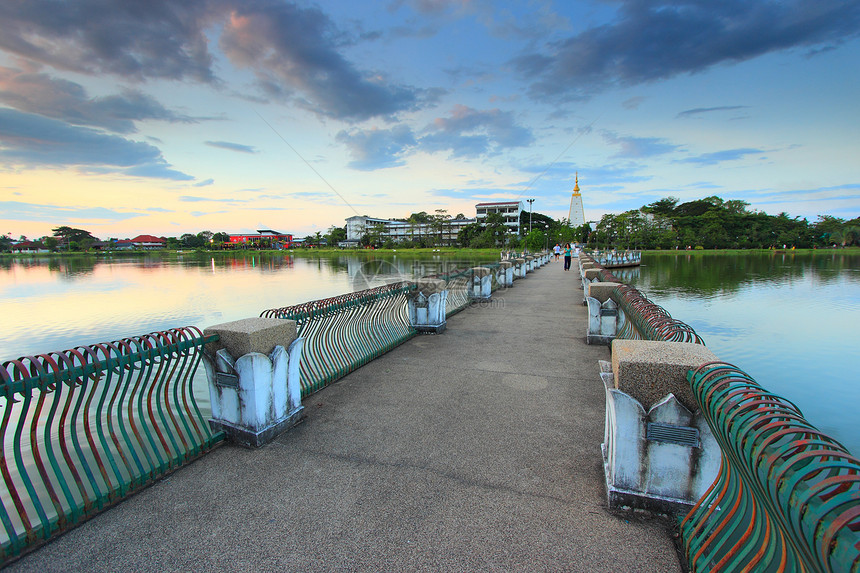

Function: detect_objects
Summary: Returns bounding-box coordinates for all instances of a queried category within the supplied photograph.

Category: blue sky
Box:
[1,0,858,239]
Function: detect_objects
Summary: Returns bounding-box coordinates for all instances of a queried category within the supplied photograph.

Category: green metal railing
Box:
[261,282,417,396]
[580,256,704,344]
[681,362,860,572]
[0,327,224,561]
[582,254,859,570]
[611,284,705,344]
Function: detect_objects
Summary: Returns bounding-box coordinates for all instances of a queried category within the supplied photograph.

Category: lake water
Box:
[620,251,860,456]
[1,250,858,454]
[0,252,497,359]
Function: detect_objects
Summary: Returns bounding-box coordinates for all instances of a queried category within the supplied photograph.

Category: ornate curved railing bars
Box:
[610,284,705,344]
[581,255,704,344]
[681,362,860,572]
[586,250,641,267]
[0,327,223,561]
[261,282,417,396]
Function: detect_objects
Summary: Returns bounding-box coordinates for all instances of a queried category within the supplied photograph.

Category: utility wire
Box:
[254,109,360,216]
[515,112,602,200]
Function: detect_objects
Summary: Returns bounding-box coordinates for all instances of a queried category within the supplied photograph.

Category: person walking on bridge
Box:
[553,243,561,261]
[563,243,572,271]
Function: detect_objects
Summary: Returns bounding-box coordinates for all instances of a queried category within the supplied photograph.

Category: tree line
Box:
[588,196,859,250]
[3,197,857,253]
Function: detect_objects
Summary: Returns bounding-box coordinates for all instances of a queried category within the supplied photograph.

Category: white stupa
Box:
[568,173,585,227]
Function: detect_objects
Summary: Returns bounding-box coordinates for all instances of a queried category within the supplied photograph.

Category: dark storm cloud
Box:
[219,1,427,120]
[204,141,258,154]
[0,1,216,82]
[514,1,860,99]
[0,108,193,180]
[0,0,427,122]
[337,105,534,169]
[0,67,196,133]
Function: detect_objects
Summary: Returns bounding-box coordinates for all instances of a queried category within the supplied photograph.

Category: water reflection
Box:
[634,251,860,456]
[0,252,498,360]
[635,251,860,297]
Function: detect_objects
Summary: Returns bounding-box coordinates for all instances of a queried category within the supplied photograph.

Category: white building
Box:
[568,173,586,228]
[345,215,476,246]
[474,201,523,234]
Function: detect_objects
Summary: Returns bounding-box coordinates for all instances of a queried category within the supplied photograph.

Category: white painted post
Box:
[600,341,721,512]
[514,258,526,279]
[203,318,305,447]
[470,267,492,301]
[496,261,513,288]
[525,255,534,273]
[407,278,448,333]
[585,282,621,345]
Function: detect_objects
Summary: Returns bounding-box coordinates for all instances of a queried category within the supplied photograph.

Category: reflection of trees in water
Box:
[2,256,100,279]
[635,252,860,295]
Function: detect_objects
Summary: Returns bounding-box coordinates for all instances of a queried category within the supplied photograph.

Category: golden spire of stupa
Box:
[573,172,580,194]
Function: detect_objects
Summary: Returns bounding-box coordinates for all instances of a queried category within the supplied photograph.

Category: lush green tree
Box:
[407,211,432,224]
[642,197,679,216]
[523,229,546,251]
[457,222,484,247]
[326,226,347,246]
[180,233,204,248]
[361,223,386,247]
[52,226,98,249]
[431,209,451,245]
[0,234,12,252]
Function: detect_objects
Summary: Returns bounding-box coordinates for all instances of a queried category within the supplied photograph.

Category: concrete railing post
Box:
[470,267,492,301]
[497,261,513,288]
[586,282,621,345]
[581,267,601,304]
[525,255,535,273]
[407,278,448,334]
[202,318,305,447]
[599,340,721,512]
[514,258,526,279]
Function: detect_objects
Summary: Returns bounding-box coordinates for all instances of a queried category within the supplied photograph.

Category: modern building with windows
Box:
[474,201,524,233]
[344,215,476,246]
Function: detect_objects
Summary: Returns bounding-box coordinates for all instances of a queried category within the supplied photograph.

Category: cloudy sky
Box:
[1,0,859,240]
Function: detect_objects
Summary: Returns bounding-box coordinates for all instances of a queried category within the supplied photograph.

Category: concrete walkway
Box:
[8,260,681,572]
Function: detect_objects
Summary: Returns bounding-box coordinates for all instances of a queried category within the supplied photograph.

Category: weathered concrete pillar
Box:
[470,267,492,301]
[586,282,621,345]
[525,255,535,273]
[600,340,720,512]
[203,318,304,448]
[580,267,602,303]
[407,278,447,334]
[497,261,513,288]
[514,258,526,279]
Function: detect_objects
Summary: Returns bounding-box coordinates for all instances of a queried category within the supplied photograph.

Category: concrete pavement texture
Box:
[7,259,682,572]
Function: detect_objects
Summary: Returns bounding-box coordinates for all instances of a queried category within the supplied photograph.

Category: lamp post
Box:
[527,199,534,236]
